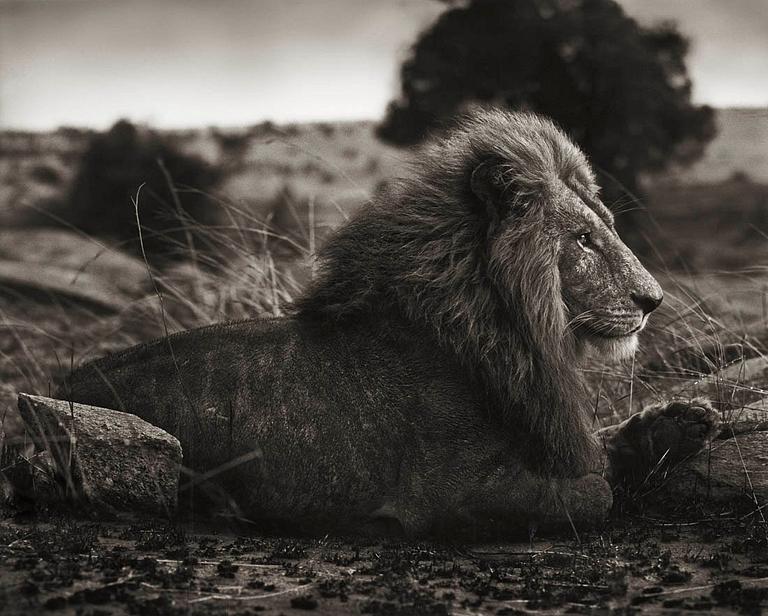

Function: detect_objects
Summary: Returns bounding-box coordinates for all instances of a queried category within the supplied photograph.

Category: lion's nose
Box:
[631,291,663,315]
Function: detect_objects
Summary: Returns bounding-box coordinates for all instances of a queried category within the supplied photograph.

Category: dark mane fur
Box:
[293,109,601,476]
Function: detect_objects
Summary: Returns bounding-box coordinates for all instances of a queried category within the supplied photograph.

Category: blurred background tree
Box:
[378,0,716,248]
[66,119,222,260]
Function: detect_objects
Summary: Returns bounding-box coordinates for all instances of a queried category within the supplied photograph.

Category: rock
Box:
[17,393,181,516]
[0,229,149,312]
[0,229,148,296]
[674,356,768,412]
[662,356,768,434]
[656,428,768,510]
[0,261,136,312]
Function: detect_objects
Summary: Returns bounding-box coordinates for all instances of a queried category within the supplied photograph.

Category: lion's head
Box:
[295,108,662,476]
[459,110,662,362]
[554,179,662,360]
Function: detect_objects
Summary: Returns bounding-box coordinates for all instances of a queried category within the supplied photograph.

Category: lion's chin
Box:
[586,334,639,361]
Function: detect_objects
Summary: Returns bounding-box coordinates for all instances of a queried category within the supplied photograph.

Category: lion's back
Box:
[62,318,294,416]
[58,315,477,523]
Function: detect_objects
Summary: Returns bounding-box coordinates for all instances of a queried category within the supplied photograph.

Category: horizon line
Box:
[2,105,767,134]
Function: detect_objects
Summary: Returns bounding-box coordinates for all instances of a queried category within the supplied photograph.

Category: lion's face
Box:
[551,182,663,359]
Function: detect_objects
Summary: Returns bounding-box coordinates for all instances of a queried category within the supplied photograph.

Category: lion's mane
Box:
[294,109,601,476]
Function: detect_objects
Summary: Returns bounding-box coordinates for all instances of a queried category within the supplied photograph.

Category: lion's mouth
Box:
[581,314,648,339]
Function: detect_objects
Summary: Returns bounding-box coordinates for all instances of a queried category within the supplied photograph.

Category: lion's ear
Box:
[470,159,515,221]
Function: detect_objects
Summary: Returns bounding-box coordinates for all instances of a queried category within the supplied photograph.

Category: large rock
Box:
[17,393,181,516]
[681,357,768,436]
[0,229,149,312]
[652,428,768,510]
[682,356,768,407]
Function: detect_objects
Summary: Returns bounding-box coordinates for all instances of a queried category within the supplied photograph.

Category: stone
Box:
[0,229,149,312]
[656,428,768,510]
[656,356,768,435]
[0,261,135,313]
[675,356,768,415]
[17,393,181,516]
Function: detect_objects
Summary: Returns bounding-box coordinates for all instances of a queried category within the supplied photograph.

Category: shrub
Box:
[65,119,222,260]
[263,184,315,257]
[213,129,251,161]
[379,0,716,250]
[29,164,61,186]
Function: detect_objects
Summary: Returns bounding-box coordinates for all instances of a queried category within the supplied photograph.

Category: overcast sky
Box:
[1,0,766,130]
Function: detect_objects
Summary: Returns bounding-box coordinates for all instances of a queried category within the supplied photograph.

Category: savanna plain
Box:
[0,110,768,614]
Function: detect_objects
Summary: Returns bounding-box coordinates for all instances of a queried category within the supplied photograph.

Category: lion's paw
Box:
[637,398,720,466]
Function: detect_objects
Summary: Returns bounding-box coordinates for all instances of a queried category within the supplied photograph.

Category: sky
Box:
[1,0,767,130]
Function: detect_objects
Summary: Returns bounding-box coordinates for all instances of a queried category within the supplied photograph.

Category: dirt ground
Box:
[0,506,766,616]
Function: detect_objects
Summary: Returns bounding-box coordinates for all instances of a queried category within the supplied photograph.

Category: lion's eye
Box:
[576,232,592,249]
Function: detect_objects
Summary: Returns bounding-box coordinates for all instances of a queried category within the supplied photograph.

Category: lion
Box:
[57,108,719,536]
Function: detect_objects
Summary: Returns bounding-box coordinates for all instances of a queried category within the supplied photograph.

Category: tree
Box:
[67,120,222,260]
[378,0,716,245]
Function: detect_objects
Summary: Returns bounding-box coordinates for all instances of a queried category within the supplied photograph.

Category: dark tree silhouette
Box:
[379,0,715,244]
[67,119,221,260]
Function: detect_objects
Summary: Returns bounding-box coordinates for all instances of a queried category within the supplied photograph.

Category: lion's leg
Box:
[425,465,613,537]
[530,472,614,534]
[595,398,720,487]
[415,398,719,536]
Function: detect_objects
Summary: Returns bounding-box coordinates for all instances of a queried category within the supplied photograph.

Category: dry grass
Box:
[2,122,768,530]
[3,165,768,447]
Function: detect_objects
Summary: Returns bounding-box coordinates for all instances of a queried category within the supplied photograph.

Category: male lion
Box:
[59,109,718,536]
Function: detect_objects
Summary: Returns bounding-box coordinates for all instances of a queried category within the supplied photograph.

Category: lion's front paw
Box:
[638,398,720,466]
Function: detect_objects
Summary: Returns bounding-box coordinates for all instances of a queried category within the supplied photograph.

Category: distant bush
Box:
[55,127,93,141]
[65,119,222,260]
[728,170,752,184]
[249,121,279,139]
[365,157,381,175]
[315,123,336,138]
[29,164,61,186]
[213,129,251,161]
[55,127,95,148]
[263,185,315,257]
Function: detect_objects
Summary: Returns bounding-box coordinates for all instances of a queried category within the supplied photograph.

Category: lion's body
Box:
[65,314,609,534]
[59,109,717,536]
